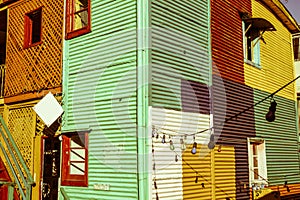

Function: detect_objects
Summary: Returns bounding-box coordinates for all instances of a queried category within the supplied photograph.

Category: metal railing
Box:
[0,115,34,200]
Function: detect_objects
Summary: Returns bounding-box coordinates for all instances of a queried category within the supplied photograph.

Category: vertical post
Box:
[137,0,150,199]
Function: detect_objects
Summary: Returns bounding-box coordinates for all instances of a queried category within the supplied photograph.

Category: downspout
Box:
[137,0,150,199]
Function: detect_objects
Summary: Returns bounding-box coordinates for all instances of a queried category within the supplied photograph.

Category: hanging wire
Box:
[154,76,300,137]
[151,76,300,199]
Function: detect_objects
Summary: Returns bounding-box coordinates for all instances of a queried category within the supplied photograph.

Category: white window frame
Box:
[243,21,261,69]
[248,138,268,186]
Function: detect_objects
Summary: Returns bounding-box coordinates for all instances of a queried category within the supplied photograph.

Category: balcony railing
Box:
[0,115,34,199]
[0,64,4,98]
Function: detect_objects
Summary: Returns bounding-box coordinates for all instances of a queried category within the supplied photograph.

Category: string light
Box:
[152,127,156,138]
[180,137,186,150]
[162,134,166,144]
[191,142,197,154]
[208,134,215,149]
[169,140,175,150]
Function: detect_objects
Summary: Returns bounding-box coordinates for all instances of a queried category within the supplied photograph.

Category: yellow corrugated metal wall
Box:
[244,0,295,101]
[183,145,236,199]
[244,1,300,198]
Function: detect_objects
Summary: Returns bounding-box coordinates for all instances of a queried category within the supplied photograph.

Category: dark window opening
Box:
[246,35,252,61]
[24,8,42,48]
[293,37,300,61]
[0,10,7,64]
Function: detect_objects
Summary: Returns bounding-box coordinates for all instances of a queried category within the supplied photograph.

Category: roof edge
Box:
[259,0,300,33]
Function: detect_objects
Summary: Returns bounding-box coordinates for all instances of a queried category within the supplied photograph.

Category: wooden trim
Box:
[61,132,88,187]
[4,87,62,104]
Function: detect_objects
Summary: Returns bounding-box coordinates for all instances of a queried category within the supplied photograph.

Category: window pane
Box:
[253,156,258,168]
[254,168,259,179]
[252,144,257,155]
[70,162,85,175]
[75,0,88,11]
[70,149,85,161]
[74,10,88,30]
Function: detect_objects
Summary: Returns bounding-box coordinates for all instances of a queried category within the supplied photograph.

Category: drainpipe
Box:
[137,0,150,199]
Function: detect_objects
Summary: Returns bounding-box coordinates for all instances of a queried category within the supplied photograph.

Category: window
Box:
[248,138,267,186]
[24,7,42,48]
[293,36,300,61]
[243,21,261,68]
[61,131,88,187]
[66,0,91,39]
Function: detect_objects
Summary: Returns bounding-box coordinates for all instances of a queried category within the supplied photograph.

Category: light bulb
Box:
[191,142,197,154]
[169,140,175,150]
[266,100,277,122]
[208,134,215,149]
[180,138,186,150]
[162,134,166,143]
[152,128,156,138]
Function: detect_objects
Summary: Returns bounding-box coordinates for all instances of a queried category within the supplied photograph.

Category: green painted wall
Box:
[253,89,300,186]
[150,0,211,110]
[62,0,139,199]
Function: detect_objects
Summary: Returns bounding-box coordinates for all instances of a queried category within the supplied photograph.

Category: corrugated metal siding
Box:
[253,89,300,186]
[182,145,236,200]
[183,145,212,200]
[151,0,210,110]
[244,0,295,101]
[243,0,300,196]
[150,0,211,199]
[214,146,236,199]
[62,0,138,199]
[213,77,256,200]
[151,107,210,200]
[211,0,251,84]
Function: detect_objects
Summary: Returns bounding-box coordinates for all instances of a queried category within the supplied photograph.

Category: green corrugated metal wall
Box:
[253,89,300,186]
[62,0,139,199]
[150,0,211,199]
[150,0,211,109]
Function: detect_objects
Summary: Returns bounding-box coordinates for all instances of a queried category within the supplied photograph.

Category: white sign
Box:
[33,92,64,127]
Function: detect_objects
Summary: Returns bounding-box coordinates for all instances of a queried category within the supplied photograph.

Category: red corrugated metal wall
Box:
[211,0,251,84]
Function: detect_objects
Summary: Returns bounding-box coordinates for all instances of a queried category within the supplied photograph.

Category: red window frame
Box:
[65,0,91,40]
[23,7,43,49]
[61,131,88,187]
